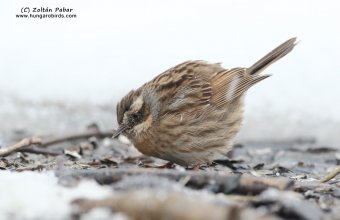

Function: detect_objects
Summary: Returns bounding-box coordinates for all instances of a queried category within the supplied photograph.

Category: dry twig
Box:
[0,137,42,157]
[19,146,62,156]
[40,130,114,147]
[0,130,114,157]
[320,166,340,183]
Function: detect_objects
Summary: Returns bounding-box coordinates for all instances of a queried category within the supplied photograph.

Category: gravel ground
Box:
[0,96,339,220]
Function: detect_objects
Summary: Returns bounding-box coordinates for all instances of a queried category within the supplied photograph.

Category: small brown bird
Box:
[114,38,297,167]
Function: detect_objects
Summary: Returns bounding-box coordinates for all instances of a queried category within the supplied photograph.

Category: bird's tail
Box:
[247,37,297,75]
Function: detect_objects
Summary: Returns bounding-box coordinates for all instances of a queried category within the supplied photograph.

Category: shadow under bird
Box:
[113,38,297,167]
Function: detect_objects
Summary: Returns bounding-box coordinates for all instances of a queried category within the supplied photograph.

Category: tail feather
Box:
[210,38,296,107]
[247,37,297,75]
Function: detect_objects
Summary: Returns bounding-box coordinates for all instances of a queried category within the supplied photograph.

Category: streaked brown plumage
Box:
[114,38,297,166]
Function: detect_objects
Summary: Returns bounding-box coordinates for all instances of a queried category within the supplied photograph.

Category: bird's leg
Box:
[192,164,201,170]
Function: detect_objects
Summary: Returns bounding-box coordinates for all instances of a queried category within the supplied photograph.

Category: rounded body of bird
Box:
[114,38,297,166]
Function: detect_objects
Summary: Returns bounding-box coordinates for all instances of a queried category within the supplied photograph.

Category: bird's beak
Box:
[112,125,128,139]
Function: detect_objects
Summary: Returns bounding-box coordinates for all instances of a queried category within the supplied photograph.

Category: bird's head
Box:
[113,90,152,141]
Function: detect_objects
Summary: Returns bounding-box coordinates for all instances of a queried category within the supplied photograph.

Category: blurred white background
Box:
[0,0,339,145]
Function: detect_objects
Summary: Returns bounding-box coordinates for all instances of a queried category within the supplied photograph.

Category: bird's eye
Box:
[132,113,139,120]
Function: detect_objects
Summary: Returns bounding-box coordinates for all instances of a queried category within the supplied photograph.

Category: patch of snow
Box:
[0,171,112,220]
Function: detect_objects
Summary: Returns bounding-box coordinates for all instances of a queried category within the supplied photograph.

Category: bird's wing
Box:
[150,61,270,115]
[149,60,224,116]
